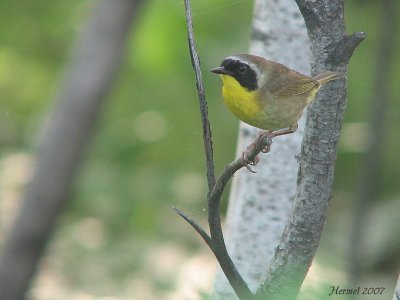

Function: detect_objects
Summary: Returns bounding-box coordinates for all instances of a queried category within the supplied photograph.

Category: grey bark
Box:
[212,0,309,299]
[256,1,364,299]
[0,1,141,299]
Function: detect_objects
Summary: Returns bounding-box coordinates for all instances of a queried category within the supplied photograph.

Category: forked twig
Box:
[175,132,279,299]
[175,0,293,299]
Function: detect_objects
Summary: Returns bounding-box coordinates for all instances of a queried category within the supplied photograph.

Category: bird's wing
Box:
[268,70,318,99]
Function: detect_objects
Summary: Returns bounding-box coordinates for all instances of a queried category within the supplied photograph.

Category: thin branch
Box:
[183,0,215,192]
[210,130,285,211]
[173,206,212,248]
[182,1,252,298]
[181,0,307,298]
[207,132,277,300]
[175,128,286,299]
[174,131,275,299]
[206,130,290,298]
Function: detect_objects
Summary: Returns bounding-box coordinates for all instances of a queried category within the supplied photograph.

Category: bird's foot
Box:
[240,126,297,173]
[241,144,259,173]
[240,131,272,172]
[257,131,273,153]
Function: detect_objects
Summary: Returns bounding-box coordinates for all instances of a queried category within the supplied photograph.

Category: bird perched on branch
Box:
[211,54,343,134]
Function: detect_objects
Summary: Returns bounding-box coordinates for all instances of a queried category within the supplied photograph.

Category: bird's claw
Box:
[240,127,295,173]
[260,144,271,153]
[241,149,259,173]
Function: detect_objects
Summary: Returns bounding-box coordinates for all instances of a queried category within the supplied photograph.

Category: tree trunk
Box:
[256,0,364,299]
[212,0,309,298]
[0,1,141,299]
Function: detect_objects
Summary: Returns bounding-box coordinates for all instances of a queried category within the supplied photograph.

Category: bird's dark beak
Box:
[211,66,233,76]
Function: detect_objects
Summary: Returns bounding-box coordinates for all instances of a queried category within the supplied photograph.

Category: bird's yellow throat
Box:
[220,75,261,123]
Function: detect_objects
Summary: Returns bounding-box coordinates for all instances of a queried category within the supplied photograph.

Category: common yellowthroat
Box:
[211,54,343,132]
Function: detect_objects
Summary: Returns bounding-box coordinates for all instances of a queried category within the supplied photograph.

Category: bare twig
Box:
[175,128,278,299]
[173,206,212,248]
[180,0,252,298]
[183,0,215,192]
[178,1,308,299]
[207,132,280,300]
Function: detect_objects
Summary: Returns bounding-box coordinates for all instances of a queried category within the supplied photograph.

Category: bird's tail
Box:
[314,71,344,84]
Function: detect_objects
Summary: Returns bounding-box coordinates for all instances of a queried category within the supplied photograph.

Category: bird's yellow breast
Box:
[220,75,261,124]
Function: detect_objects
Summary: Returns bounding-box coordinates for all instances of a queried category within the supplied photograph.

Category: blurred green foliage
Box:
[0,0,399,298]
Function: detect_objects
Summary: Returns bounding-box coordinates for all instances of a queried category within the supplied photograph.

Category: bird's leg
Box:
[241,140,260,173]
[240,125,298,172]
[270,124,298,139]
[259,125,297,153]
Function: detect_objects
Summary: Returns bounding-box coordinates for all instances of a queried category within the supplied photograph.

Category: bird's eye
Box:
[238,64,247,74]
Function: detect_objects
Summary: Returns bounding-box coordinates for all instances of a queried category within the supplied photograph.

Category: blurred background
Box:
[0,0,399,299]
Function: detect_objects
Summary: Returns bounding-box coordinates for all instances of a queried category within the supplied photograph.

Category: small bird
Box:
[211,54,343,133]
